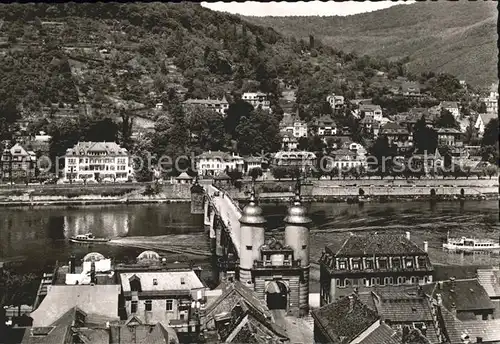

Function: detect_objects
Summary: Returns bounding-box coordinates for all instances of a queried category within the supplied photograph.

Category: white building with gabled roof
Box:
[63,141,131,183]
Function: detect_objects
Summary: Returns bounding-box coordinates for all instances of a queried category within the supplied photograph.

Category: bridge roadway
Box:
[205,185,242,257]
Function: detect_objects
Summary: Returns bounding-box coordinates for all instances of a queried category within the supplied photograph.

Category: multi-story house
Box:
[63,142,131,183]
[439,101,460,119]
[280,132,299,151]
[326,93,345,110]
[423,277,495,321]
[326,149,365,171]
[195,151,244,177]
[119,270,206,327]
[436,128,463,147]
[359,104,383,122]
[319,232,433,306]
[481,83,498,114]
[379,122,413,152]
[474,113,497,137]
[279,114,308,138]
[401,81,422,97]
[360,116,381,138]
[312,115,337,137]
[242,92,270,112]
[272,151,316,173]
[0,143,37,183]
[312,287,446,344]
[183,96,229,115]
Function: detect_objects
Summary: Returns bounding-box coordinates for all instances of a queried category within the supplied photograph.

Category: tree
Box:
[249,167,263,181]
[413,115,438,154]
[478,102,487,114]
[485,165,497,179]
[463,120,479,145]
[234,108,281,156]
[271,166,287,181]
[436,109,459,129]
[482,118,499,146]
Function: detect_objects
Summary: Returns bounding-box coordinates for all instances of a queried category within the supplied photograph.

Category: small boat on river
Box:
[69,233,109,244]
[443,232,500,252]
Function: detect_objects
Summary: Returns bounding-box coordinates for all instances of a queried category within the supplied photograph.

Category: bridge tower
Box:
[283,181,312,317]
[238,182,266,288]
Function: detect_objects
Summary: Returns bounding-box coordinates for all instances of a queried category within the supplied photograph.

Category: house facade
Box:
[183,97,229,115]
[272,151,316,172]
[63,142,131,183]
[0,143,37,182]
[359,104,383,121]
[436,128,463,147]
[327,149,365,171]
[474,113,496,137]
[380,122,413,152]
[279,114,308,138]
[482,83,498,114]
[439,101,460,119]
[319,232,433,306]
[326,93,345,110]
[119,270,205,327]
[242,92,270,111]
[195,151,245,177]
[313,115,337,137]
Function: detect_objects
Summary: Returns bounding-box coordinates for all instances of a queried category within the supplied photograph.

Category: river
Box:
[1,200,499,278]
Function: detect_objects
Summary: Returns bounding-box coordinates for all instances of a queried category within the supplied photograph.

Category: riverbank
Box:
[0,178,497,207]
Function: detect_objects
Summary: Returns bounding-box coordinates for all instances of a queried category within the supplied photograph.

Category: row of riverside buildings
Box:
[7,182,500,344]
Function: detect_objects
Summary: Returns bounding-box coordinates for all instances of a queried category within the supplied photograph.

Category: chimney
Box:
[109,323,120,344]
[406,231,411,240]
[436,293,443,306]
[348,295,354,313]
[423,241,428,253]
[476,337,483,343]
[421,324,427,336]
[451,302,457,316]
[69,255,76,274]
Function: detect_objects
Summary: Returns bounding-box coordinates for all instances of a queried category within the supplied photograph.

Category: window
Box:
[131,301,138,314]
[166,300,173,311]
[406,259,414,268]
[246,246,252,250]
[153,279,158,286]
[339,279,345,287]
[339,261,346,270]
[145,300,152,311]
[393,258,401,269]
[379,259,387,269]
[366,259,374,270]
[352,260,360,270]
[129,276,142,292]
[180,277,185,285]
[302,245,307,249]
[418,257,426,268]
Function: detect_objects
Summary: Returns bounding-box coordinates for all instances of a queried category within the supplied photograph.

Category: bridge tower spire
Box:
[238,180,266,287]
[283,177,312,316]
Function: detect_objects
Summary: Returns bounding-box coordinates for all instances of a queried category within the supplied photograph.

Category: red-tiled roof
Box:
[326,233,426,257]
[312,294,379,344]
[358,322,401,344]
[423,279,494,312]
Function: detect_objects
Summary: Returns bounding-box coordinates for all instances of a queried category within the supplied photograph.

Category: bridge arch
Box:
[265,280,289,310]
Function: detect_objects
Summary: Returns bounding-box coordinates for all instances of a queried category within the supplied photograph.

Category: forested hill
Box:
[244,0,498,86]
[0,1,413,114]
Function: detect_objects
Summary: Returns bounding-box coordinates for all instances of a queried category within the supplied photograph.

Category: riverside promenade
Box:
[0,177,497,207]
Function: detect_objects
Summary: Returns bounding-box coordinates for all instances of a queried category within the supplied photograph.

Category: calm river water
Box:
[1,200,499,275]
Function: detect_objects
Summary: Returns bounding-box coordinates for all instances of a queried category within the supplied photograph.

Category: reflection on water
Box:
[0,200,499,270]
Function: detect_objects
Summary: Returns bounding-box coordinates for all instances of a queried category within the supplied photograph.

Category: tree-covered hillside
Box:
[244,0,498,86]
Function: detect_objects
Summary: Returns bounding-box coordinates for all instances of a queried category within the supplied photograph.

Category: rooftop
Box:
[358,322,401,344]
[66,141,128,156]
[359,104,382,112]
[326,233,427,257]
[461,319,500,343]
[423,278,494,313]
[440,101,459,109]
[120,271,204,293]
[30,285,120,327]
[312,294,379,344]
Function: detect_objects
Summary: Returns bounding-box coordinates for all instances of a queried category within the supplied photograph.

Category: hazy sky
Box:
[201,1,415,17]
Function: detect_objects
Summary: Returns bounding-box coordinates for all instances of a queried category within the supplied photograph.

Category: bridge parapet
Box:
[205,185,242,257]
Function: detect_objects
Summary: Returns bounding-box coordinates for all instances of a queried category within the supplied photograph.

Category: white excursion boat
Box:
[443,232,500,252]
[69,233,109,244]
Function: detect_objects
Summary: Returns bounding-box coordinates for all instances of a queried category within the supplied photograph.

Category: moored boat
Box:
[69,233,109,243]
[443,232,500,252]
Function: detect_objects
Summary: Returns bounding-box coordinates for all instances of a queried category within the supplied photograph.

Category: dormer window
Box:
[366,259,374,270]
[352,260,360,270]
[406,258,414,268]
[339,261,346,270]
[129,275,142,292]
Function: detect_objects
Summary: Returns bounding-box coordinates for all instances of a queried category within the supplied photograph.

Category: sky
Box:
[201,1,415,17]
